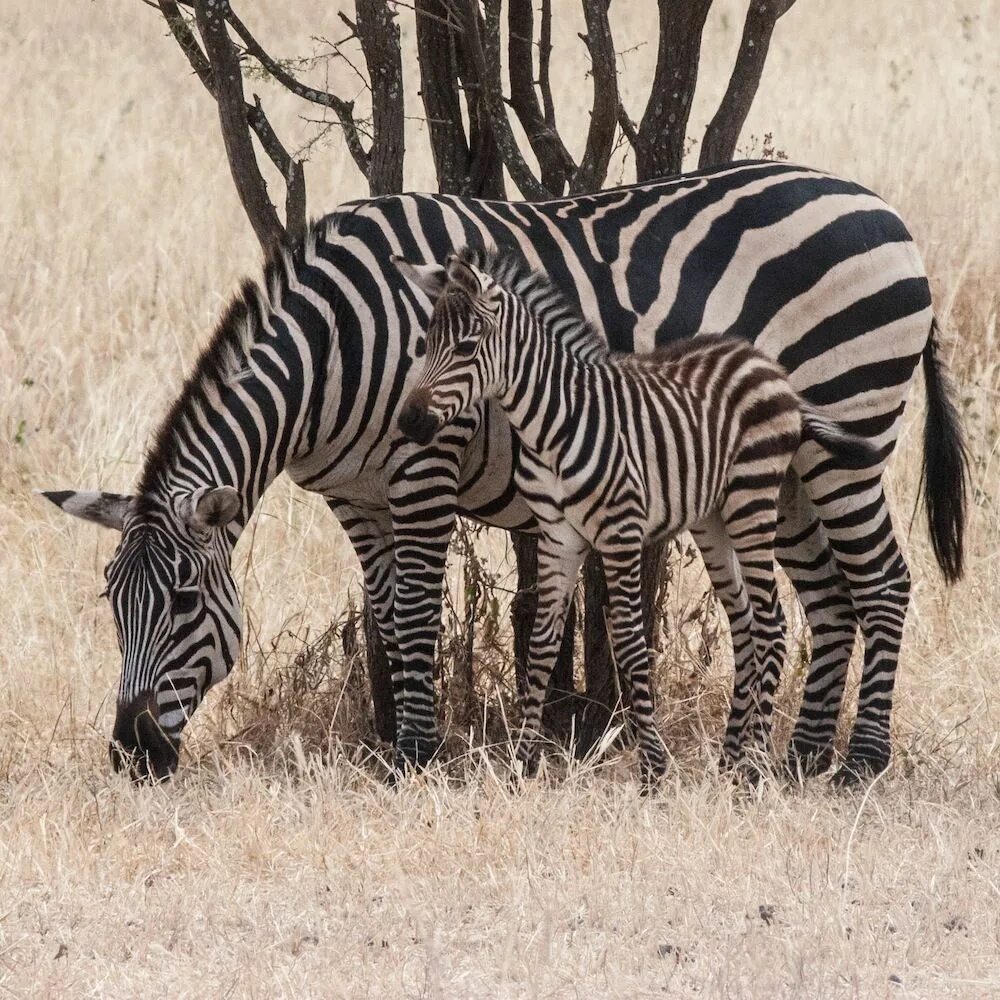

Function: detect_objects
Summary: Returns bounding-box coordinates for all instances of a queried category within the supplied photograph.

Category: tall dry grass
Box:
[1,1,998,996]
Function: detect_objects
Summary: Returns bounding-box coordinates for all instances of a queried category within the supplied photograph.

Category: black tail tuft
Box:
[920,319,969,583]
[799,406,881,469]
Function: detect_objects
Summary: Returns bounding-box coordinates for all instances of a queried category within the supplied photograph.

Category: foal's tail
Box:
[798,401,881,469]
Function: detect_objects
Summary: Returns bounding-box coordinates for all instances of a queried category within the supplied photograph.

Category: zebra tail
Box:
[918,318,969,584]
[797,402,881,469]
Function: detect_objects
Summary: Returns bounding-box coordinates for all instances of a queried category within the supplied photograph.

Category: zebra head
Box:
[41,486,242,781]
[394,253,504,445]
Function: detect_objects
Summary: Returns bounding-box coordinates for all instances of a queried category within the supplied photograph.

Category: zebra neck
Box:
[144,346,318,537]
[498,324,596,464]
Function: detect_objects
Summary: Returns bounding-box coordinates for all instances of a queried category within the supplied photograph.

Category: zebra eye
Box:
[173,589,199,616]
[454,338,479,357]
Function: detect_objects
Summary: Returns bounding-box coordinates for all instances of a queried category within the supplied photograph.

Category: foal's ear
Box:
[445,254,489,299]
[391,256,449,303]
[38,490,133,531]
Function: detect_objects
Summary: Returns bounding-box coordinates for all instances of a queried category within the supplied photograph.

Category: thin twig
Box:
[224,5,370,176]
[157,0,214,93]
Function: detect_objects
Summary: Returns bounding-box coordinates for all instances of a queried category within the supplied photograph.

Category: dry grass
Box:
[1,1,999,996]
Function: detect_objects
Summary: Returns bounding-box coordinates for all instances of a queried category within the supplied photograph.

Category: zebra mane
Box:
[456,247,609,360]
[136,224,322,499]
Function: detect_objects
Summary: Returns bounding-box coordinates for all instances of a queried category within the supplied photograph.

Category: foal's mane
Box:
[455,247,609,360]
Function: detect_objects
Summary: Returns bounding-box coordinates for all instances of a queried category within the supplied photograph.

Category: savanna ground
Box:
[1,1,998,996]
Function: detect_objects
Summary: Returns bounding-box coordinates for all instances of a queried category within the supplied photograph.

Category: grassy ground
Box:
[1,1,998,996]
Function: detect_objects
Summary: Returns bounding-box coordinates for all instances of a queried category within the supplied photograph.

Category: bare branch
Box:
[617,102,639,151]
[476,0,549,200]
[414,0,471,194]
[193,0,284,251]
[224,5,369,177]
[456,4,505,197]
[571,0,619,194]
[247,95,307,244]
[157,0,214,94]
[699,0,798,168]
[507,0,574,194]
[538,0,558,133]
[635,0,713,181]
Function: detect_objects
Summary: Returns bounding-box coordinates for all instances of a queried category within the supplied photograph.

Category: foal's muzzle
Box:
[110,694,179,783]
[398,389,442,446]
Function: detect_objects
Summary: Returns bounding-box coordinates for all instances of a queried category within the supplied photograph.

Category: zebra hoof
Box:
[639,758,666,795]
[513,748,540,783]
[830,750,890,788]
[393,733,441,777]
[716,746,741,776]
[717,748,769,786]
[783,741,835,782]
[719,749,771,788]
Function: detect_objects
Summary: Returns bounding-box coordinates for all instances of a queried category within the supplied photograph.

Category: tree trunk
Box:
[456,3,506,198]
[414,0,471,195]
[578,552,618,754]
[356,0,405,195]
[507,0,574,193]
[193,0,285,250]
[635,0,713,181]
[699,0,799,168]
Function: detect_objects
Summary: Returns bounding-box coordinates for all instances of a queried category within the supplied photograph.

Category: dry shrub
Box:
[191,523,766,781]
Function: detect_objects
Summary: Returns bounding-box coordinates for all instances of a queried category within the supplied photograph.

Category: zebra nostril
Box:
[398,402,420,437]
[111,695,179,783]
[398,403,439,445]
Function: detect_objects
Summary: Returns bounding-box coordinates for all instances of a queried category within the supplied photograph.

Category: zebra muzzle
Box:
[110,694,179,783]
[398,390,441,446]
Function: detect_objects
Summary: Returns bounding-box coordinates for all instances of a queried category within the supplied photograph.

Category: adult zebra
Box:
[43,160,966,783]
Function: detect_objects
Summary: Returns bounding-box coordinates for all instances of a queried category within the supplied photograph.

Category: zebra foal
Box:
[395,250,876,780]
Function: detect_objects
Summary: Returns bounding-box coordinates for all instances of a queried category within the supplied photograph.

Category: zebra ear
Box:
[38,490,133,531]
[392,256,448,303]
[181,486,242,531]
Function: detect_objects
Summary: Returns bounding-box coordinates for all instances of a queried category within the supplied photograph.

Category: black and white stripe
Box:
[42,160,967,782]
[396,250,880,780]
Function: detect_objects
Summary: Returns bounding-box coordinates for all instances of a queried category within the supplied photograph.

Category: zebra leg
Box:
[602,550,668,786]
[388,445,465,772]
[719,489,786,775]
[518,526,589,775]
[329,503,402,742]
[689,513,759,768]
[775,476,858,778]
[799,475,911,784]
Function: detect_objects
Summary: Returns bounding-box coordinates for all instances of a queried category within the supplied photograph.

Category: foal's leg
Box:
[718,484,786,772]
[689,513,761,767]
[602,549,668,785]
[518,524,589,772]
